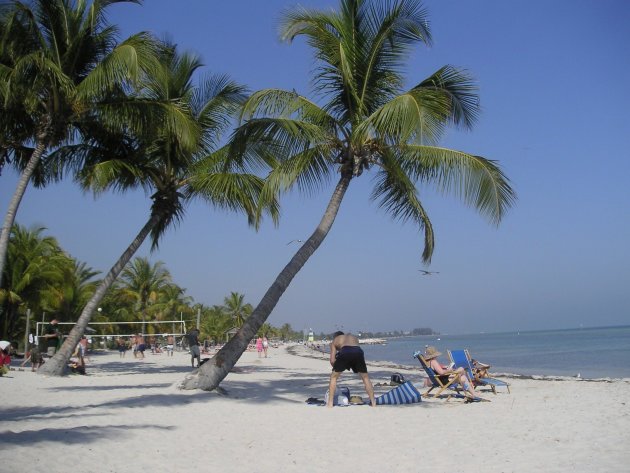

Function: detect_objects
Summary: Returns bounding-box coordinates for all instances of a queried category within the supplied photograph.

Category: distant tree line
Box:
[316,327,438,340]
[0,224,303,348]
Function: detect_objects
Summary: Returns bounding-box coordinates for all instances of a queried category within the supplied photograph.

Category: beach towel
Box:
[375,381,422,405]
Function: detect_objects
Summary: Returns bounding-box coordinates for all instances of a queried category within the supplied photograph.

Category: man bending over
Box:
[327,331,376,407]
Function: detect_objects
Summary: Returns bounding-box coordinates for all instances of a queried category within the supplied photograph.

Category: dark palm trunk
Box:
[181,174,352,391]
[38,212,162,376]
[0,137,48,290]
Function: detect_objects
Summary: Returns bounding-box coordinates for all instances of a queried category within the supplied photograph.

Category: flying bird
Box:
[418,270,439,275]
[286,239,303,245]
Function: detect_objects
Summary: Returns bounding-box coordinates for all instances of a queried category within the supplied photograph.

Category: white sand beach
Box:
[1,345,628,473]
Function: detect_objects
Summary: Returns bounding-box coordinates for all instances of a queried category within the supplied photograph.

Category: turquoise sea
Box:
[359,325,630,379]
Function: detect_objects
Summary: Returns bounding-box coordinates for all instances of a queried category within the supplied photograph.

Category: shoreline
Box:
[2,345,629,472]
[290,343,630,384]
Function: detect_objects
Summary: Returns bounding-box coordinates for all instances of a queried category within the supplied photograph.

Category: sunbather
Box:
[424,346,478,399]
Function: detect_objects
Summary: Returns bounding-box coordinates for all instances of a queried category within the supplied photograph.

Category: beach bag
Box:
[391,372,405,385]
[324,386,350,406]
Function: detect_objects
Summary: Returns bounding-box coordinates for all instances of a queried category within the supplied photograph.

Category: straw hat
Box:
[424,346,441,360]
[349,395,364,405]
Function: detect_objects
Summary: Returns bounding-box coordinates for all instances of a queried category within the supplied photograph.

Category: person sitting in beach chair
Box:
[448,349,510,394]
[415,346,479,401]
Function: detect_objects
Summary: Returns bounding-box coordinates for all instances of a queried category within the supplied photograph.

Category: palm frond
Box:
[188,171,280,228]
[356,90,447,145]
[400,145,516,224]
[371,148,435,262]
[76,32,162,100]
[231,116,334,164]
[410,65,480,130]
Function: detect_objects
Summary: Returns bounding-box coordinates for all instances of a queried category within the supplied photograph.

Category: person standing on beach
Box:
[43,319,61,357]
[166,335,174,356]
[135,333,146,359]
[327,331,376,407]
[117,337,127,358]
[262,336,269,358]
[256,336,263,358]
[188,328,201,368]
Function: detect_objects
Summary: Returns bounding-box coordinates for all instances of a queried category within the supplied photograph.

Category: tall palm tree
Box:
[184,0,516,391]
[0,0,159,291]
[119,257,171,335]
[39,45,279,376]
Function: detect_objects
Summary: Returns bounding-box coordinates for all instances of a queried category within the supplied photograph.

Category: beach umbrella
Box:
[0,341,11,350]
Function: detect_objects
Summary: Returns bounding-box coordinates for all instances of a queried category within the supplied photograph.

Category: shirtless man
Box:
[166,335,174,356]
[327,331,376,407]
[135,333,146,359]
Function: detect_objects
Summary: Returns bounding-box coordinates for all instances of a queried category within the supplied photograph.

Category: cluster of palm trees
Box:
[0,224,300,344]
[1,0,515,389]
[0,224,97,341]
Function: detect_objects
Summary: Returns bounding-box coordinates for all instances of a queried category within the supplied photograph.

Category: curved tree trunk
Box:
[180,174,352,391]
[0,137,48,290]
[38,212,161,376]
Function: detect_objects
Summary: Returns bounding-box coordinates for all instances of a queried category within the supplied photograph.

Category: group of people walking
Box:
[255,336,269,358]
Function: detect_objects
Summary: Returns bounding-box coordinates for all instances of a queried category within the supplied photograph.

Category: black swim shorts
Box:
[332,346,368,373]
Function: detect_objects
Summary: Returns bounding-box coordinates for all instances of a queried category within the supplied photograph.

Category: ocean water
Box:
[359,325,630,379]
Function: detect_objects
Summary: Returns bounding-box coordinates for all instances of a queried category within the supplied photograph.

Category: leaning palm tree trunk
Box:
[39,212,162,376]
[0,137,48,289]
[181,174,352,391]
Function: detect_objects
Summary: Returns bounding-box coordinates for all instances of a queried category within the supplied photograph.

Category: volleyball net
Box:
[35,320,189,342]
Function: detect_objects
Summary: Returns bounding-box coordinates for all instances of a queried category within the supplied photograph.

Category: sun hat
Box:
[424,346,441,360]
[349,395,364,405]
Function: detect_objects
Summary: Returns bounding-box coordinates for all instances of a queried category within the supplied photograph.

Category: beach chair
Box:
[448,349,510,394]
[412,351,464,401]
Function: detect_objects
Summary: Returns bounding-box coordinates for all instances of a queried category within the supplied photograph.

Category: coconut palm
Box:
[199,304,232,344]
[39,44,279,376]
[0,0,162,293]
[184,0,515,390]
[0,224,68,339]
[118,257,171,335]
[222,291,253,328]
[42,260,100,322]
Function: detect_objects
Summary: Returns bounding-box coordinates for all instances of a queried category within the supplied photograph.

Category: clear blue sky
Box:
[2,0,629,335]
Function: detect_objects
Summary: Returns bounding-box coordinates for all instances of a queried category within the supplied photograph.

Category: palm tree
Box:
[42,260,100,322]
[119,257,171,335]
[151,282,193,335]
[0,224,68,339]
[39,44,279,376]
[199,304,232,344]
[184,0,516,391]
[0,0,159,291]
[222,292,253,329]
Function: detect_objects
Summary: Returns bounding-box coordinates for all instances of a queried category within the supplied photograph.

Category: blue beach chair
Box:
[448,349,510,394]
[413,351,466,401]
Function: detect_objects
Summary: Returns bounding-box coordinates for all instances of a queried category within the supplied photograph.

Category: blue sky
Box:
[2,0,629,335]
